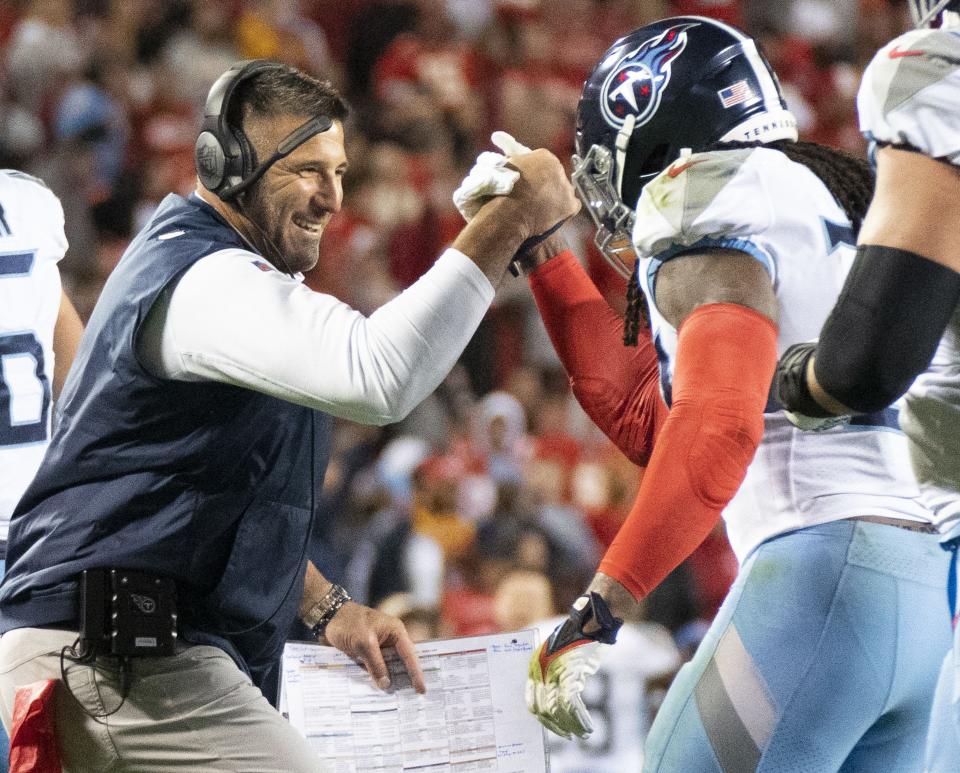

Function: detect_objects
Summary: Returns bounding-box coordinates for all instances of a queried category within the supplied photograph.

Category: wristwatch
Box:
[302,583,351,638]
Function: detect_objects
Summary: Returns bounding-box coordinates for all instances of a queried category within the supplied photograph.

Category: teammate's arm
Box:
[595,249,777,607]
[523,236,668,466]
[452,149,581,287]
[528,249,777,739]
[139,151,578,427]
[777,147,960,417]
[861,148,960,270]
[52,289,83,399]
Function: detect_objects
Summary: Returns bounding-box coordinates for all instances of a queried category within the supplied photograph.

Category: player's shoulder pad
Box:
[0,169,66,256]
[859,28,960,160]
[632,147,777,259]
[0,168,63,213]
[0,169,51,190]
[862,29,960,107]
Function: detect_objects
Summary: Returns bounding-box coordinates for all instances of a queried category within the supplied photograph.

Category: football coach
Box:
[0,61,579,771]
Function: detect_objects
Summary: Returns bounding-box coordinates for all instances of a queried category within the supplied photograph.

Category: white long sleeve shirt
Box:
[138,247,494,425]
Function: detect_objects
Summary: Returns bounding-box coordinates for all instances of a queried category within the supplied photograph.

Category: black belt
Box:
[852,515,939,534]
[34,621,79,631]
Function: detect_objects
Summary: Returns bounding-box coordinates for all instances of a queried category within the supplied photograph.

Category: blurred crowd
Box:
[0,0,913,676]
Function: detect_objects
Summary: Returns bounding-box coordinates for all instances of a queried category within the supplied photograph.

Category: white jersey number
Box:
[0,247,51,447]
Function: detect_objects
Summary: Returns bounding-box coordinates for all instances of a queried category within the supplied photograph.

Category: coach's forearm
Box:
[299,561,333,619]
[452,196,530,287]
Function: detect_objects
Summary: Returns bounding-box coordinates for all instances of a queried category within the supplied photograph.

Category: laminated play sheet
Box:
[280,629,547,772]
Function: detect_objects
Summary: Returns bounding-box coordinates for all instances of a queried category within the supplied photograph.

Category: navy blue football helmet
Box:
[572,16,797,278]
[910,0,960,26]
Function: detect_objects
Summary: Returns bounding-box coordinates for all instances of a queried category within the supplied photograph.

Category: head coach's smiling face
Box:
[242,112,348,273]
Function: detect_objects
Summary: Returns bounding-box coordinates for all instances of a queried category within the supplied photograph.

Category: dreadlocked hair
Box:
[623,268,649,346]
[620,139,875,346]
[711,139,875,233]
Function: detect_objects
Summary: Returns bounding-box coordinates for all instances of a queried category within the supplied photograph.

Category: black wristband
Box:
[509,220,566,276]
[544,591,623,656]
[775,342,836,418]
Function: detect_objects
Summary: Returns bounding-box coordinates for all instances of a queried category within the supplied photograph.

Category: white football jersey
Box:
[632,147,930,562]
[859,28,960,536]
[0,170,66,541]
[536,617,681,772]
[858,27,960,167]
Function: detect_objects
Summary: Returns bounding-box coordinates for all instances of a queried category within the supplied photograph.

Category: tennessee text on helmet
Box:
[572,16,798,278]
[194,60,333,200]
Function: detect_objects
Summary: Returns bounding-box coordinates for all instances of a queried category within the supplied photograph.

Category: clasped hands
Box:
[453,131,579,249]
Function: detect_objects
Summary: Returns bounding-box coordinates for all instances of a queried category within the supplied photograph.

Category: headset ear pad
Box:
[234,122,258,182]
[195,60,281,197]
[195,129,227,192]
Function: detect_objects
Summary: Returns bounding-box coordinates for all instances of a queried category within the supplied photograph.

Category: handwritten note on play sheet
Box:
[280,629,547,772]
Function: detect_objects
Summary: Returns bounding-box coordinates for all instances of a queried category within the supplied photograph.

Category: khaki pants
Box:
[0,628,323,772]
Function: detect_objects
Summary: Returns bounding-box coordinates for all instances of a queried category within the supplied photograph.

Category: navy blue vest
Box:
[0,194,333,685]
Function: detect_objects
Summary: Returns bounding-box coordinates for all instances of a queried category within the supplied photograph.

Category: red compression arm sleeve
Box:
[529,252,668,465]
[599,303,778,599]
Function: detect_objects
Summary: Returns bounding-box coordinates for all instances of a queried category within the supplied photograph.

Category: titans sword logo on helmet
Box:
[599,22,698,130]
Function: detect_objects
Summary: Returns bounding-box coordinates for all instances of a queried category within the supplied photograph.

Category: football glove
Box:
[526,591,622,739]
[775,341,851,432]
[452,132,533,222]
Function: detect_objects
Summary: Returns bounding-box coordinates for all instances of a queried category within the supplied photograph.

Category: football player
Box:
[773,2,960,769]
[499,16,948,770]
[0,168,82,771]
[0,169,82,553]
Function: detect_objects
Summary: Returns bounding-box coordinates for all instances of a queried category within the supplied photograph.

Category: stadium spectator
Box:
[376,592,443,642]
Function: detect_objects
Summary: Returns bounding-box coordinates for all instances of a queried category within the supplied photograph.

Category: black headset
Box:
[194,59,333,200]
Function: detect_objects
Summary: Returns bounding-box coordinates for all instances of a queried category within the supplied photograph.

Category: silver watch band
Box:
[302,583,351,636]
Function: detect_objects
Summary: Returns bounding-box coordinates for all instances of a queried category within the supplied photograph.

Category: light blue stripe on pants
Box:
[645,519,950,772]
[924,645,960,772]
[924,536,960,773]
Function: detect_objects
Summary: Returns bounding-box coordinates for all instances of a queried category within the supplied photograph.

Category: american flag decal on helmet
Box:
[718,80,759,109]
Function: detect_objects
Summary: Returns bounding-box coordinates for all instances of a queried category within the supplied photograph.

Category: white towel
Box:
[452,132,533,221]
